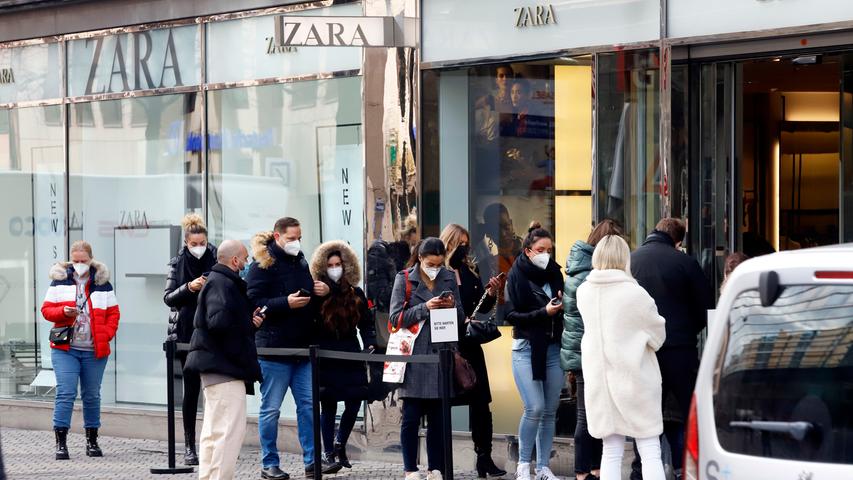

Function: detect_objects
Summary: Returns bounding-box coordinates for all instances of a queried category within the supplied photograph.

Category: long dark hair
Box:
[319,251,363,335]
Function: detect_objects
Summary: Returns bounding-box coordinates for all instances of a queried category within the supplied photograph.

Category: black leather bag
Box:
[49,325,74,345]
[465,290,502,345]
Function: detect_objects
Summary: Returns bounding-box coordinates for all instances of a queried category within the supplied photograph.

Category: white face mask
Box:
[422,265,441,281]
[73,262,90,276]
[283,240,301,256]
[188,245,206,259]
[531,252,550,270]
[327,266,343,283]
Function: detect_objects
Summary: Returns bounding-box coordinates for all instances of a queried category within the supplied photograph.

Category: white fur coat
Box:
[576,269,666,439]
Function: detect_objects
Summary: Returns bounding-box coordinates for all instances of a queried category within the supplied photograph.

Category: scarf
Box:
[507,252,563,380]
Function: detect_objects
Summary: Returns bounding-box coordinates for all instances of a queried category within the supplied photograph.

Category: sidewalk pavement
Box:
[2,428,488,480]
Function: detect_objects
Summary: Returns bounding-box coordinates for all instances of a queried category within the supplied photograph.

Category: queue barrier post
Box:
[438,346,455,480]
[150,339,194,475]
[309,345,323,479]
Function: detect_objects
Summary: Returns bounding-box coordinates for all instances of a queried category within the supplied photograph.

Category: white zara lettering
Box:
[514,4,557,28]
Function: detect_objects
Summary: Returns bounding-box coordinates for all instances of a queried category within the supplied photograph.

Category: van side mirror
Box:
[759,270,782,307]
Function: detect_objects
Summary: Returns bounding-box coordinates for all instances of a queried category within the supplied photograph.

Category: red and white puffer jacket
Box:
[40,260,121,359]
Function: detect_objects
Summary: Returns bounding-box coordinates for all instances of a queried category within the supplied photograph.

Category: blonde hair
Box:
[70,240,93,259]
[181,213,207,239]
[592,235,631,273]
[439,223,474,270]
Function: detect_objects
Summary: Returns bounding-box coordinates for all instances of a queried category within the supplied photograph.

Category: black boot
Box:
[54,427,70,460]
[475,451,506,478]
[183,429,198,466]
[334,442,351,468]
[85,428,103,457]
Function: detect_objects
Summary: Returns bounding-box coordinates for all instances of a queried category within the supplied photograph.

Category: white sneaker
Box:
[535,466,559,480]
[404,472,423,480]
[426,470,443,480]
[516,462,532,480]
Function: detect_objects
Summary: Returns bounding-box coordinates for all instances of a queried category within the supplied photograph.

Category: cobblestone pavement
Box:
[2,428,493,480]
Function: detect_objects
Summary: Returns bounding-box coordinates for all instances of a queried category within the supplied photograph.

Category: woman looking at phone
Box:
[439,223,507,478]
[41,240,120,460]
[504,224,564,480]
[390,238,465,480]
[163,213,217,466]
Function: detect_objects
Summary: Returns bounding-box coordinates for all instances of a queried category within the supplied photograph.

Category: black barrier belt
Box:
[174,343,442,364]
[168,340,453,479]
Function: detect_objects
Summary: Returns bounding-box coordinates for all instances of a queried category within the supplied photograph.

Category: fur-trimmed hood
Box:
[251,231,278,269]
[48,260,111,285]
[310,240,361,285]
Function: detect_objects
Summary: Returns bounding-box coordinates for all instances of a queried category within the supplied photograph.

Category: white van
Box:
[686,245,853,480]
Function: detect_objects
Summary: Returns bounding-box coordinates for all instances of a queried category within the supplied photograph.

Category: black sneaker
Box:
[260,466,290,480]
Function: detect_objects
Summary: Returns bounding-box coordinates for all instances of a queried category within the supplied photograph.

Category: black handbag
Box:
[465,290,502,345]
[49,325,74,345]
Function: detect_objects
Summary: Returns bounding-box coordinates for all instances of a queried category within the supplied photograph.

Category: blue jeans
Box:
[512,342,564,469]
[52,348,108,429]
[258,359,314,467]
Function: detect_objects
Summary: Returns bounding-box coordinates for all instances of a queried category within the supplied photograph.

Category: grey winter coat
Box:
[388,265,464,399]
[561,240,594,372]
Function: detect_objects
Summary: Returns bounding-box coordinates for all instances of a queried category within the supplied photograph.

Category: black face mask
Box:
[450,244,469,268]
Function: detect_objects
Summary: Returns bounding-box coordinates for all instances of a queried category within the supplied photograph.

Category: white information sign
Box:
[430,308,459,343]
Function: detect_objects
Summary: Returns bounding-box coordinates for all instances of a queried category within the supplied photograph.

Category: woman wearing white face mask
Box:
[308,241,377,471]
[505,224,564,480]
[41,240,120,461]
[163,213,217,466]
[390,237,465,480]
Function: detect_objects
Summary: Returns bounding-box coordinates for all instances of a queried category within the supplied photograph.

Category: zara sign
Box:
[274,15,413,47]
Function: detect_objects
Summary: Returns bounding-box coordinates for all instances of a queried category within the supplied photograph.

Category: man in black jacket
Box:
[630,218,712,479]
[247,217,333,480]
[185,239,264,480]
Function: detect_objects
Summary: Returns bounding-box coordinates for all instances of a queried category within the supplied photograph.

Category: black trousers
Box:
[401,398,446,474]
[178,356,201,443]
[469,400,495,454]
[631,347,699,478]
[573,371,602,474]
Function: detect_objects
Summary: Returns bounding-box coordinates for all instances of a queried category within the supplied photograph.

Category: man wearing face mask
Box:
[247,217,333,480]
[163,213,217,466]
[185,240,264,480]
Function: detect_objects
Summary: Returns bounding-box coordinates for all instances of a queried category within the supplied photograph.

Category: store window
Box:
[0,105,65,398]
[595,50,662,247]
[69,94,202,405]
[422,57,594,436]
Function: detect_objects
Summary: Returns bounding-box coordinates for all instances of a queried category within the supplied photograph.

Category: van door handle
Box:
[729,420,814,441]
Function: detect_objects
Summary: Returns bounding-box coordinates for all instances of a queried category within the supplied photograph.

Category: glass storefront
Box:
[0,2,363,419]
[422,50,662,436]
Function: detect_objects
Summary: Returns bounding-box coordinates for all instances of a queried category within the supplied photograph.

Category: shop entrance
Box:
[679,51,853,294]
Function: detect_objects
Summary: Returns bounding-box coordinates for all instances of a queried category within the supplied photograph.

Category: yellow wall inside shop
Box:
[481,326,522,434]
[554,65,593,268]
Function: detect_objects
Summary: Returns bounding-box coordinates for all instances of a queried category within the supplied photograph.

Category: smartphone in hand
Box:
[258,305,268,317]
[297,288,311,297]
[438,290,453,300]
[549,297,561,306]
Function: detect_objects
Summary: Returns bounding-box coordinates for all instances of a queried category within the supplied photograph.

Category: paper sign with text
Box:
[429,308,458,343]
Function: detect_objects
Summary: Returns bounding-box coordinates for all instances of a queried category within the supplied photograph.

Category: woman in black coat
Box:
[439,224,507,478]
[505,225,564,480]
[163,213,217,466]
[310,240,377,471]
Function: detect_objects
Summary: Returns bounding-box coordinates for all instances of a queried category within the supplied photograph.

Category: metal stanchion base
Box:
[150,466,195,474]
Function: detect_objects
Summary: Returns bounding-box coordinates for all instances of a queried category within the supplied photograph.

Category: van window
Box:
[715,285,853,464]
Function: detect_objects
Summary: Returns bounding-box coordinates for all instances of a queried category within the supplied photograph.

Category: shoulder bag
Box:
[465,289,502,345]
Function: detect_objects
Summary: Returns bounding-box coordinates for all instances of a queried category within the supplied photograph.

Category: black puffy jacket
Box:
[247,232,318,358]
[184,264,263,392]
[164,244,217,343]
